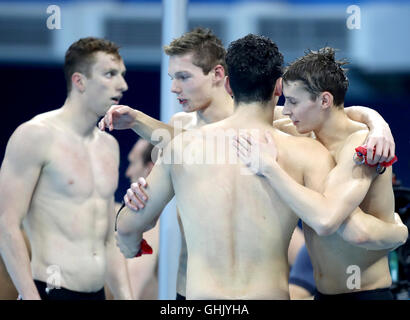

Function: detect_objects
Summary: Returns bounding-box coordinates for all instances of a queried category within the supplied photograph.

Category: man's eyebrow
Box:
[105,68,118,74]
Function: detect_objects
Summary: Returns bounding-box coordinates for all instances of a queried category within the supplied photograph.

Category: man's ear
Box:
[224,76,233,97]
[320,91,333,110]
[213,65,225,83]
[71,72,86,93]
[273,77,283,97]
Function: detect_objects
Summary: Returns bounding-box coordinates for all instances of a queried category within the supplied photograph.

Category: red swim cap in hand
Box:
[135,239,153,257]
[354,145,397,174]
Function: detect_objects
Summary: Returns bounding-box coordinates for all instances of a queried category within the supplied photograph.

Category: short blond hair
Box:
[164,27,227,75]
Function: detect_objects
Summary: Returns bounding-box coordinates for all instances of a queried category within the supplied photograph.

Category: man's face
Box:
[168,53,214,113]
[125,140,152,182]
[84,51,128,116]
[282,80,324,134]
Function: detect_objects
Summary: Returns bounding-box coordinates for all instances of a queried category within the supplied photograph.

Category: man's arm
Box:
[105,198,133,300]
[116,148,175,258]
[99,105,187,147]
[304,143,407,251]
[305,146,408,250]
[337,209,408,251]
[0,123,47,300]
[236,131,407,249]
[344,106,395,165]
[267,132,377,236]
[236,130,377,236]
[274,105,395,165]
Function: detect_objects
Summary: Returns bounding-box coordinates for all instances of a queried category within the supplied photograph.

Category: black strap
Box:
[114,201,126,232]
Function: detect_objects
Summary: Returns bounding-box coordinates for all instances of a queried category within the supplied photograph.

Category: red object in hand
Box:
[135,239,153,257]
[354,145,398,168]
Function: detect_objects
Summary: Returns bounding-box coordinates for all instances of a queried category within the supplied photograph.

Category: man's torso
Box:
[24,110,118,292]
[304,125,394,294]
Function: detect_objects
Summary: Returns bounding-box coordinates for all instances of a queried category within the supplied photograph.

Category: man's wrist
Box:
[131,110,140,131]
[367,111,385,131]
[263,160,280,179]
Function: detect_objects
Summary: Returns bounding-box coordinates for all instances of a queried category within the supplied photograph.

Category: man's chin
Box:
[296,126,310,135]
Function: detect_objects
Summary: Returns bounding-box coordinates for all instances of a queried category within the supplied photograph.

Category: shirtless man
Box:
[114,34,402,299]
[99,28,396,299]
[0,37,132,300]
[235,47,408,300]
[101,27,233,300]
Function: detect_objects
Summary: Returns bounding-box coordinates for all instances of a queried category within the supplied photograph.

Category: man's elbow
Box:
[399,225,409,246]
[346,232,371,246]
[315,217,342,237]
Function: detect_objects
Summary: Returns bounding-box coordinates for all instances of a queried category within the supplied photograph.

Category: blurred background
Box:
[0,0,409,298]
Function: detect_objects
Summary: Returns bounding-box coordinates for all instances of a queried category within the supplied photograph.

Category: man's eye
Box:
[179,75,190,80]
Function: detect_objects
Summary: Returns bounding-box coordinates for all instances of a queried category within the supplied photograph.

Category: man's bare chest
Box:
[39,136,118,199]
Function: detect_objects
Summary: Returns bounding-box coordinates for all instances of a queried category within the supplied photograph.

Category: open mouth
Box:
[178,98,188,105]
[111,96,122,104]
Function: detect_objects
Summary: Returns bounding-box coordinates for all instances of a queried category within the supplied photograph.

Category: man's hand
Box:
[124,177,149,212]
[123,178,156,232]
[115,232,140,259]
[233,131,278,176]
[98,105,138,131]
[365,121,395,165]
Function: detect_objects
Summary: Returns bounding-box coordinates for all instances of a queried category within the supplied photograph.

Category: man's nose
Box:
[171,79,181,94]
[119,76,128,92]
[282,105,291,116]
[125,165,132,179]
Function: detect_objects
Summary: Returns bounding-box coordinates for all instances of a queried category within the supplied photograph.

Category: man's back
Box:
[169,118,331,299]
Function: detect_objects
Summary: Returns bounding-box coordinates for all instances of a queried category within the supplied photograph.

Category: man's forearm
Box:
[132,111,180,146]
[338,212,408,250]
[345,106,384,131]
[0,228,40,299]
[264,163,349,236]
[105,240,133,300]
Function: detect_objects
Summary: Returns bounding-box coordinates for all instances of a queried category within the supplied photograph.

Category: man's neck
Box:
[230,100,275,125]
[314,106,359,151]
[196,89,234,125]
[59,96,99,138]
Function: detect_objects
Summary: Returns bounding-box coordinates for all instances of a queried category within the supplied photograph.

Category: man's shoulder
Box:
[5,119,53,164]
[338,128,369,157]
[276,130,327,153]
[169,112,196,129]
[276,131,333,169]
[96,128,119,147]
[94,129,120,162]
[345,128,369,144]
[11,117,53,145]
